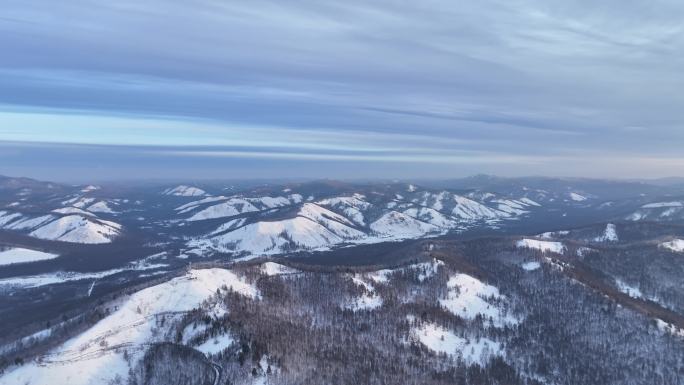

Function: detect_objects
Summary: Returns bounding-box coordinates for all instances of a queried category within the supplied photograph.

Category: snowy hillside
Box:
[594,223,618,242]
[412,322,502,365]
[439,273,518,327]
[86,201,116,214]
[1,268,258,385]
[30,215,122,244]
[0,211,122,244]
[626,201,684,221]
[162,185,207,197]
[191,203,365,255]
[180,194,303,221]
[660,239,684,252]
[516,238,566,254]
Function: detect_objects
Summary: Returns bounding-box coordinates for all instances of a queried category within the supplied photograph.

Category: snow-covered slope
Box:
[1,268,257,385]
[0,211,23,226]
[569,192,588,202]
[451,195,503,220]
[260,262,299,276]
[52,207,95,217]
[660,239,684,252]
[642,201,684,209]
[439,273,517,327]
[521,261,541,271]
[404,189,539,222]
[298,203,365,238]
[183,185,543,257]
[80,185,100,193]
[86,201,116,214]
[30,215,122,244]
[175,196,230,213]
[316,194,371,226]
[402,207,458,228]
[185,194,302,221]
[194,217,346,255]
[1,214,55,230]
[0,211,121,244]
[62,196,96,209]
[626,201,684,222]
[370,211,438,239]
[412,322,502,365]
[0,247,59,266]
[163,185,207,197]
[187,197,260,221]
[192,203,365,255]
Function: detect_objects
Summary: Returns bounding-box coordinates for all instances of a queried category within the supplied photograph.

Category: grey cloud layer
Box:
[1,0,683,178]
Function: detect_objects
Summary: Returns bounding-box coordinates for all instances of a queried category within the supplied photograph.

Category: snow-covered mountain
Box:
[183,186,543,257]
[2,175,683,255]
[190,203,366,255]
[0,210,122,244]
[162,185,207,197]
[2,175,684,385]
[181,194,303,221]
[1,267,258,385]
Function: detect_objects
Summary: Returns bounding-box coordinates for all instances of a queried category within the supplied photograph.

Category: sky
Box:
[1,0,683,182]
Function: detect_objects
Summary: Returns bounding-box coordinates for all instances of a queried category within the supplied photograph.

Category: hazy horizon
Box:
[3,164,684,186]
[2,1,683,179]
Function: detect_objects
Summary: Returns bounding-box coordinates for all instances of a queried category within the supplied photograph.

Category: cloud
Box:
[0,0,683,179]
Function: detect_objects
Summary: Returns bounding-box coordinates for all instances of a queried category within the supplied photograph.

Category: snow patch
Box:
[569,192,588,201]
[516,239,565,254]
[642,201,683,208]
[656,319,684,338]
[439,273,517,327]
[80,185,100,193]
[594,223,618,242]
[519,197,541,206]
[53,207,95,217]
[659,239,684,252]
[615,279,642,299]
[538,230,569,239]
[260,262,298,276]
[87,201,116,214]
[412,323,502,365]
[576,247,595,257]
[347,293,383,311]
[195,333,235,355]
[521,261,541,271]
